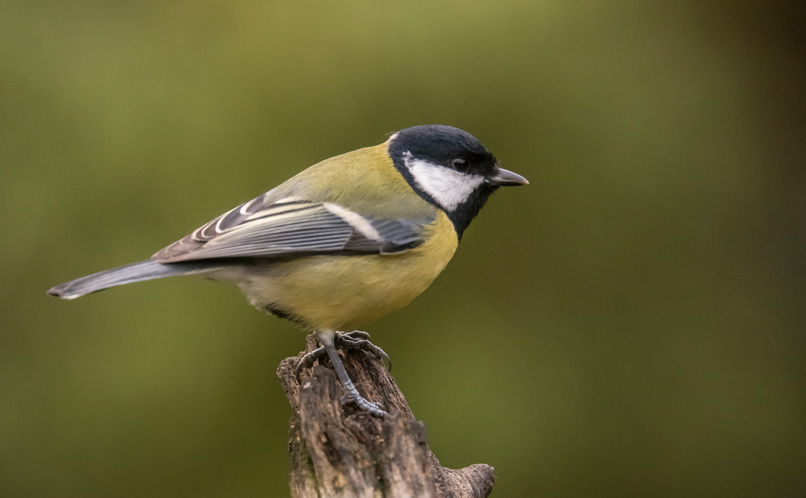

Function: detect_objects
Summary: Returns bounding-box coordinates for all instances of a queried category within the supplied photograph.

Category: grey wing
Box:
[152,197,433,263]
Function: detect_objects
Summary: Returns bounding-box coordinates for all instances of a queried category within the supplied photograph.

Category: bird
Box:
[48,124,528,417]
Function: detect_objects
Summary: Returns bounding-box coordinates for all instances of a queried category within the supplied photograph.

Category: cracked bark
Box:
[277,334,496,498]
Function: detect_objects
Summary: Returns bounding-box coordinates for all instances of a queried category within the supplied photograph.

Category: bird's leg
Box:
[316,330,388,418]
[295,330,391,382]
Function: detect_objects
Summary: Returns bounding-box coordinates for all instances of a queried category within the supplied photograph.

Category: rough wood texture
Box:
[277,334,496,498]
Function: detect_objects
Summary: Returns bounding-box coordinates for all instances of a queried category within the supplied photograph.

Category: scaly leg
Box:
[296,330,388,418]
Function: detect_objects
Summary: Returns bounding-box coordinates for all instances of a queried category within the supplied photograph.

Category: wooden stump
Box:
[277,334,496,498]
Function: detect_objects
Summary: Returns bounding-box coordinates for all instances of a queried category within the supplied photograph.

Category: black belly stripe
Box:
[264,304,308,327]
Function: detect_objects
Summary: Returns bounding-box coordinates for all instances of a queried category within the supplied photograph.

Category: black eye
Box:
[451,158,469,172]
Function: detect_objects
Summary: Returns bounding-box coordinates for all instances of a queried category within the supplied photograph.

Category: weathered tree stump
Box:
[277,334,496,498]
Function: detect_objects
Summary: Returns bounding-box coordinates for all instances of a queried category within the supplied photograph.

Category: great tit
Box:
[48,124,528,416]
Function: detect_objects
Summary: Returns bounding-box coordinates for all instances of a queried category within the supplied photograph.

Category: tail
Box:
[47,259,219,300]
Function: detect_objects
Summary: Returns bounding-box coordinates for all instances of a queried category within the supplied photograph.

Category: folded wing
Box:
[153,198,432,263]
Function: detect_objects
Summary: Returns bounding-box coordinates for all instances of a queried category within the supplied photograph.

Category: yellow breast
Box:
[239,210,458,331]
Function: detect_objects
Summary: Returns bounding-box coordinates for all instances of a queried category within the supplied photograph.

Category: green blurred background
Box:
[2,1,804,496]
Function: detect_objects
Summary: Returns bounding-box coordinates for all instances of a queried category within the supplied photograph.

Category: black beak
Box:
[487,166,529,186]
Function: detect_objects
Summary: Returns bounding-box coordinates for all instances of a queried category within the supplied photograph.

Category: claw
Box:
[376,346,392,372]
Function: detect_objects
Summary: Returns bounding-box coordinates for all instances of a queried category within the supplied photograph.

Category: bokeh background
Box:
[2,1,805,496]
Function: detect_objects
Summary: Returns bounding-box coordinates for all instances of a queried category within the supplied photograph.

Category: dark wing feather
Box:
[153,199,432,263]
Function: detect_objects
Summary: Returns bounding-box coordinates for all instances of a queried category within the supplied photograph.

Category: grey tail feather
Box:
[47,259,219,300]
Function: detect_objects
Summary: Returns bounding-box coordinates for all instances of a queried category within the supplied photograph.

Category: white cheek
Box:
[404,154,484,211]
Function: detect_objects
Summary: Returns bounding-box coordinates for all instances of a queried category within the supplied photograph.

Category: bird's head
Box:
[388,124,528,238]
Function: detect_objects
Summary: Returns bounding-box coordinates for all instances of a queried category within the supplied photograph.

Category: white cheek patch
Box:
[403,152,484,211]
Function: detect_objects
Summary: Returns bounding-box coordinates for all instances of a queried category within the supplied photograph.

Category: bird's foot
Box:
[340,387,387,418]
[295,330,391,383]
[335,331,392,371]
[295,345,327,383]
